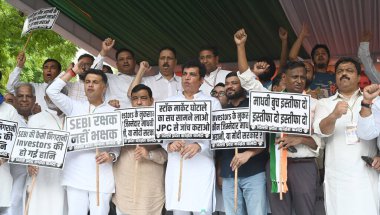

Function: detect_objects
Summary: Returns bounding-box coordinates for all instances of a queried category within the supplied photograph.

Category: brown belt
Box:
[287,157,316,163]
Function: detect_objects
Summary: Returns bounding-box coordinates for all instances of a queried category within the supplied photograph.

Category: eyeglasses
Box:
[211,91,226,97]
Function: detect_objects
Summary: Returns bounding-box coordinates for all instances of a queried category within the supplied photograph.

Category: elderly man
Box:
[0,72,19,214]
[25,83,69,215]
[313,57,379,215]
[113,84,167,215]
[47,67,119,215]
[6,83,37,215]
[128,47,182,102]
[163,59,221,215]
[7,52,61,110]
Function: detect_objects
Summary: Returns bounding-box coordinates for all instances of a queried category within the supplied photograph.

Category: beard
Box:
[315,63,327,69]
[226,87,246,100]
[258,72,273,83]
[78,73,86,81]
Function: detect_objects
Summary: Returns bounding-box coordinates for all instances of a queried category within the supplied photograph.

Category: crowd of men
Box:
[0,25,380,215]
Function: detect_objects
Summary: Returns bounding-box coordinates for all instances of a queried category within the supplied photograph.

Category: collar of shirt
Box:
[205,67,221,78]
[117,72,135,77]
[155,72,181,82]
[332,88,362,101]
[180,90,204,99]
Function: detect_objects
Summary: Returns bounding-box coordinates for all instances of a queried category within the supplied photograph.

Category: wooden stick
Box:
[24,174,37,215]
[133,145,139,204]
[23,32,33,52]
[234,148,238,213]
[279,133,284,200]
[96,148,100,206]
[178,156,183,202]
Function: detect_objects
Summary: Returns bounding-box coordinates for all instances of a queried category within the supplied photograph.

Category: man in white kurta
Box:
[25,91,68,215]
[7,52,62,111]
[162,60,221,215]
[6,83,37,215]
[199,47,231,95]
[47,68,120,215]
[0,94,19,214]
[127,48,182,102]
[313,57,379,215]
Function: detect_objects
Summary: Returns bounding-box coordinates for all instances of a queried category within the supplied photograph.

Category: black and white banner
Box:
[0,120,18,158]
[119,107,162,145]
[155,101,212,140]
[249,91,311,135]
[66,112,122,151]
[212,108,265,150]
[9,127,68,169]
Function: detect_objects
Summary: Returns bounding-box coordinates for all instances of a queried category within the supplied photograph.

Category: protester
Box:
[314,57,379,214]
[47,67,119,215]
[162,59,221,215]
[113,84,167,215]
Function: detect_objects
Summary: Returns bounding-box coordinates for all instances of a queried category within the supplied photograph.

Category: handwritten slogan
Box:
[0,120,18,158]
[212,108,265,150]
[249,91,311,135]
[155,101,212,139]
[9,128,68,169]
[66,112,122,151]
[22,7,60,36]
[119,107,162,145]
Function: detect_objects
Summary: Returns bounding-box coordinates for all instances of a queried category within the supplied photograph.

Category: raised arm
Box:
[318,101,348,135]
[278,27,288,70]
[7,52,26,94]
[46,62,84,115]
[289,23,310,61]
[127,61,151,98]
[357,84,380,140]
[92,38,115,70]
[234,28,249,73]
[357,31,380,84]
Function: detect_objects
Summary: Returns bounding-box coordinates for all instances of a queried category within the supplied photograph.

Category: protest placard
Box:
[21,7,60,36]
[66,112,122,151]
[9,127,68,169]
[119,107,162,145]
[0,120,18,158]
[249,91,311,135]
[211,108,265,150]
[155,101,211,140]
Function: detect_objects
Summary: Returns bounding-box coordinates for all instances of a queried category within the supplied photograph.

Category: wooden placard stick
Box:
[133,145,139,204]
[234,148,238,212]
[96,148,100,206]
[24,173,37,215]
[22,32,33,52]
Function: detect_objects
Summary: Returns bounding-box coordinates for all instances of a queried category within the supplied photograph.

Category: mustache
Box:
[163,63,169,67]
[340,75,350,81]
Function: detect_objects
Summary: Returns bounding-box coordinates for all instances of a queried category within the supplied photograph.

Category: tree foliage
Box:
[0,0,77,93]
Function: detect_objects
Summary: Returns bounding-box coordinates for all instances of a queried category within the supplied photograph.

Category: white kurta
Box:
[200,68,231,96]
[314,90,379,215]
[25,109,67,215]
[141,73,182,102]
[105,73,134,108]
[0,103,19,207]
[46,78,120,193]
[162,91,221,212]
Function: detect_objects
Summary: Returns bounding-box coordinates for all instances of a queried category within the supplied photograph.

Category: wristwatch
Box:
[109,152,117,163]
[361,101,371,109]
